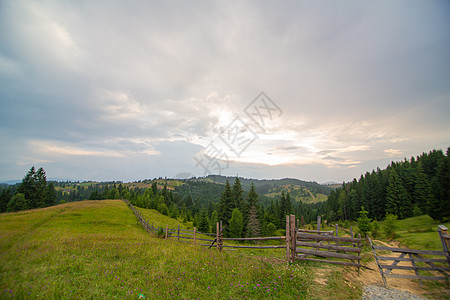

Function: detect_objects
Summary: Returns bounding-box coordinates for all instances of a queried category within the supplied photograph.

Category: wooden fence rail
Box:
[369,237,450,287]
[294,227,363,269]
[124,199,449,286]
[123,199,287,252]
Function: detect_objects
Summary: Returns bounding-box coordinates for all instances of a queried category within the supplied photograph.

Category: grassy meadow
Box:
[0,200,312,299]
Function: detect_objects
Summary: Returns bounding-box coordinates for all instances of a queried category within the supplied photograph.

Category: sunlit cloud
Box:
[31,141,124,157]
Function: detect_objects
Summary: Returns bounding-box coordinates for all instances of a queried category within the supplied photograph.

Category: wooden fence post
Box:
[317,215,321,232]
[165,225,169,240]
[193,227,197,245]
[216,222,220,251]
[301,216,305,227]
[438,225,449,253]
[286,215,291,262]
[178,225,180,241]
[290,215,296,262]
[335,224,339,246]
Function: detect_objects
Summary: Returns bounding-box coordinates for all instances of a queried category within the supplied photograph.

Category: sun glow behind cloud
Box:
[0,1,449,182]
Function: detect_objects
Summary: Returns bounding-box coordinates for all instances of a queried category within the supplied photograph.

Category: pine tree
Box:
[7,193,27,212]
[229,208,243,238]
[357,206,372,237]
[218,180,233,232]
[151,181,158,196]
[210,210,219,233]
[243,182,259,234]
[17,166,37,208]
[386,169,410,218]
[198,209,210,233]
[0,188,11,213]
[246,205,261,237]
[45,182,57,206]
[232,177,244,211]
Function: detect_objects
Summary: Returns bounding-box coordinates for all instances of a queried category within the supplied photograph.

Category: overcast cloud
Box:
[1,0,449,183]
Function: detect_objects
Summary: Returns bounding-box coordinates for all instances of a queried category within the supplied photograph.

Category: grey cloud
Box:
[0,0,449,182]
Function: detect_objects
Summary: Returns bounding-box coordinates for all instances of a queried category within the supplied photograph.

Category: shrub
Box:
[371,220,380,238]
[357,206,372,237]
[383,213,398,239]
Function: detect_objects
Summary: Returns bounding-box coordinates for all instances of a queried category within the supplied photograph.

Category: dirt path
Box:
[356,240,449,299]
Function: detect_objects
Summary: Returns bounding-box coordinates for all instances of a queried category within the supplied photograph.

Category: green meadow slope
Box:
[0,200,311,299]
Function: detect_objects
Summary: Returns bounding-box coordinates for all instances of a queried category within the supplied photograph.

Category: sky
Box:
[0,0,449,184]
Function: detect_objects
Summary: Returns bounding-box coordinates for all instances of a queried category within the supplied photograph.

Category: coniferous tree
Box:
[151,181,158,196]
[198,209,210,233]
[232,177,244,211]
[357,206,372,237]
[0,188,11,213]
[218,180,233,232]
[45,182,57,207]
[229,208,243,238]
[17,166,37,208]
[243,182,259,233]
[7,193,27,212]
[210,210,219,233]
[386,169,410,218]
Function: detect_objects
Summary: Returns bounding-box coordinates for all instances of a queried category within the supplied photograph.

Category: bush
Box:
[344,220,350,229]
[383,213,398,239]
[157,226,165,238]
[357,206,372,237]
[371,220,380,238]
[265,222,277,236]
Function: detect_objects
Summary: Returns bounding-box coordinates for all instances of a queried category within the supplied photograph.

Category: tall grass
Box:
[0,200,310,299]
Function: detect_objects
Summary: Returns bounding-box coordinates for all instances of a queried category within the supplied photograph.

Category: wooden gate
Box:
[290,216,363,269]
[369,227,450,287]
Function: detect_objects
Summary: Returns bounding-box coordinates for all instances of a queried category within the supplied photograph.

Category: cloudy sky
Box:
[1,1,449,183]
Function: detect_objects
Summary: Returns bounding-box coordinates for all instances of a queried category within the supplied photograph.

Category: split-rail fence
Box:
[124,199,450,286]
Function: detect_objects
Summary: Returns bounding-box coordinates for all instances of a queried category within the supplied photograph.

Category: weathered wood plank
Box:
[297,232,361,243]
[372,245,447,256]
[295,248,361,260]
[298,229,334,234]
[296,241,361,253]
[384,253,406,275]
[384,274,448,281]
[380,264,450,272]
[296,257,361,267]
[377,256,448,263]
[222,236,285,241]
[222,245,286,249]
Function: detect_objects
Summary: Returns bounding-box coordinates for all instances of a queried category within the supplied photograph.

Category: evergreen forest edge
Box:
[0,147,449,238]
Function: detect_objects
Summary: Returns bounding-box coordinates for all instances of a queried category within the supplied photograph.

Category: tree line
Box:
[325,148,450,222]
[0,167,56,212]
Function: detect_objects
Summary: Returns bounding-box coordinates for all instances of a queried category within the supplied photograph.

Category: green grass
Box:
[0,200,311,299]
[384,215,449,250]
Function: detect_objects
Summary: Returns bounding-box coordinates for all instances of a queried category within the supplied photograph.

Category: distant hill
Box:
[172,175,332,206]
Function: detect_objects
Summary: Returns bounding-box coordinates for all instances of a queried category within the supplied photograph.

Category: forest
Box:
[325,148,450,222]
[1,148,448,237]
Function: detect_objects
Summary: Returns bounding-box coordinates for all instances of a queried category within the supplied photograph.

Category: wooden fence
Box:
[286,214,363,269]
[124,200,286,252]
[369,226,450,287]
[124,199,449,286]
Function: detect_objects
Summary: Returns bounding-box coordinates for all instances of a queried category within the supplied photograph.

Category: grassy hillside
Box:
[0,200,311,299]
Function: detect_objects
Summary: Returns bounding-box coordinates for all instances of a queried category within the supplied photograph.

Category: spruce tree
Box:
[210,210,219,233]
[218,180,233,232]
[7,193,27,212]
[386,169,409,218]
[243,182,259,234]
[232,177,244,211]
[229,208,243,238]
[0,188,11,213]
[357,206,372,237]
[198,209,210,233]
